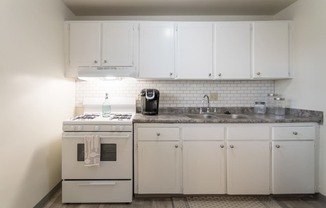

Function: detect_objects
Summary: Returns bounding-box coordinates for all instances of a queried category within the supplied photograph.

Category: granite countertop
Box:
[133,107,323,124]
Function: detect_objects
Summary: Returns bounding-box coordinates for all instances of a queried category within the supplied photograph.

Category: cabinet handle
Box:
[293,131,298,135]
[218,73,222,77]
[175,145,179,148]
[275,145,281,148]
[256,72,261,76]
[220,144,225,148]
[156,133,160,136]
[230,145,234,148]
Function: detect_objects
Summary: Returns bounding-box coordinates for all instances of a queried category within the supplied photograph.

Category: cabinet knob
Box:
[209,73,212,77]
[275,145,281,148]
[103,60,107,63]
[256,72,261,76]
[220,144,225,148]
[94,60,98,64]
[218,73,222,77]
[230,145,234,148]
[293,131,298,135]
[170,72,173,76]
[175,145,179,148]
[156,133,160,136]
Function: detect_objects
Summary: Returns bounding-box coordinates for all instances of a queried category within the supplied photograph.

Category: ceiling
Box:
[63,0,297,16]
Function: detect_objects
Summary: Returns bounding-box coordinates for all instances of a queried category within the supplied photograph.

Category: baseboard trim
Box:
[34,181,62,208]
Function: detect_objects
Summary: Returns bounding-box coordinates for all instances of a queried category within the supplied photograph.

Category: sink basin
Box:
[186,113,216,119]
[186,113,249,119]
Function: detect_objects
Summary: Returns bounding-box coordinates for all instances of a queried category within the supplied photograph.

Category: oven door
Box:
[62,132,132,179]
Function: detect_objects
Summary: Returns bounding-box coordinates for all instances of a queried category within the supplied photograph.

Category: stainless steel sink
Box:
[186,113,249,119]
[186,113,216,119]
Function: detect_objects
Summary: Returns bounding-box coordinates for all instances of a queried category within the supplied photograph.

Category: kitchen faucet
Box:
[201,94,210,113]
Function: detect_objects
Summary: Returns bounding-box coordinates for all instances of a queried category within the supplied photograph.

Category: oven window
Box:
[77,144,117,161]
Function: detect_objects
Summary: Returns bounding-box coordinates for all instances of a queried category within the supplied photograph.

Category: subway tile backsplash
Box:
[76,79,274,108]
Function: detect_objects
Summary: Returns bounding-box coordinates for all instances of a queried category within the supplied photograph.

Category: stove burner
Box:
[111,113,132,120]
[73,114,100,120]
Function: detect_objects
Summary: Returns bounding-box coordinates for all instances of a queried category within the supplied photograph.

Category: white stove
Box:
[62,98,135,204]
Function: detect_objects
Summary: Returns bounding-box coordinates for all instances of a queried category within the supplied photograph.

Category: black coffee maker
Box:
[140,89,160,115]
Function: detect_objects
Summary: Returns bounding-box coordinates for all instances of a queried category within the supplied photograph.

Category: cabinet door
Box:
[227,141,270,194]
[137,141,181,194]
[215,22,251,79]
[139,22,175,79]
[102,22,134,67]
[176,22,214,79]
[272,141,315,194]
[183,141,226,194]
[253,22,290,79]
[69,22,101,67]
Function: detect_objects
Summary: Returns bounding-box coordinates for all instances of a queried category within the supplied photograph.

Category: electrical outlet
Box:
[210,93,218,101]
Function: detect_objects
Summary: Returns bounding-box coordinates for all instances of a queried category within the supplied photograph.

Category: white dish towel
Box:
[84,135,101,166]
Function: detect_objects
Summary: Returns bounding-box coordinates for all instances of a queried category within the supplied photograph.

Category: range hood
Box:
[78,66,137,80]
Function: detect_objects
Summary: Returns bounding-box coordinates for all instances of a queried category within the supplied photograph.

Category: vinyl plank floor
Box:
[44,188,326,208]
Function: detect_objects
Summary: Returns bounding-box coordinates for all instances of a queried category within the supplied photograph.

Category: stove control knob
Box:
[112,126,116,131]
[77,125,83,131]
[94,126,100,131]
[119,126,124,131]
[70,125,75,131]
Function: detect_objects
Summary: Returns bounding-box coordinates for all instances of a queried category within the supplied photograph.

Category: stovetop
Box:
[64,112,134,125]
[72,113,133,121]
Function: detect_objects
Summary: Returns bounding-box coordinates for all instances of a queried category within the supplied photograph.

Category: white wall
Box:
[273,0,326,195]
[73,15,273,21]
[0,1,75,207]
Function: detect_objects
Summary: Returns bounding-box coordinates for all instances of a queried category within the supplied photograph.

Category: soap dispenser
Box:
[102,93,111,117]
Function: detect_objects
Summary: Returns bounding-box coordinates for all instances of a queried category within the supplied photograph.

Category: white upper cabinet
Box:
[138,22,175,79]
[66,21,291,80]
[69,22,101,67]
[67,21,136,72]
[215,22,251,79]
[102,22,134,67]
[252,21,290,79]
[176,22,214,80]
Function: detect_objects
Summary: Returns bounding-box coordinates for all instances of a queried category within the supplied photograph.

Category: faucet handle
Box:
[199,107,203,114]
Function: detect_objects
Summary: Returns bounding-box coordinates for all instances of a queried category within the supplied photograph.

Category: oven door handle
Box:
[63,134,130,139]
[78,182,117,186]
[99,135,130,139]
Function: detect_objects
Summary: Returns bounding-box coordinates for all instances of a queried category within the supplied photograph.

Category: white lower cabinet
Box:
[227,141,270,194]
[272,126,316,194]
[226,125,270,194]
[134,123,317,195]
[182,125,226,194]
[135,125,181,194]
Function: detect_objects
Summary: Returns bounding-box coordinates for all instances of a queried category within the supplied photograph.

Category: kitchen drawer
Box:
[272,126,315,141]
[227,126,270,140]
[62,180,132,203]
[137,127,180,141]
[182,125,224,141]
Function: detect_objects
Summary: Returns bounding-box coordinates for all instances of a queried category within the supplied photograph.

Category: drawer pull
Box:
[78,182,117,186]
[230,145,234,149]
[175,145,179,148]
[220,144,225,148]
[275,145,281,148]
[293,131,298,135]
[156,133,161,136]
